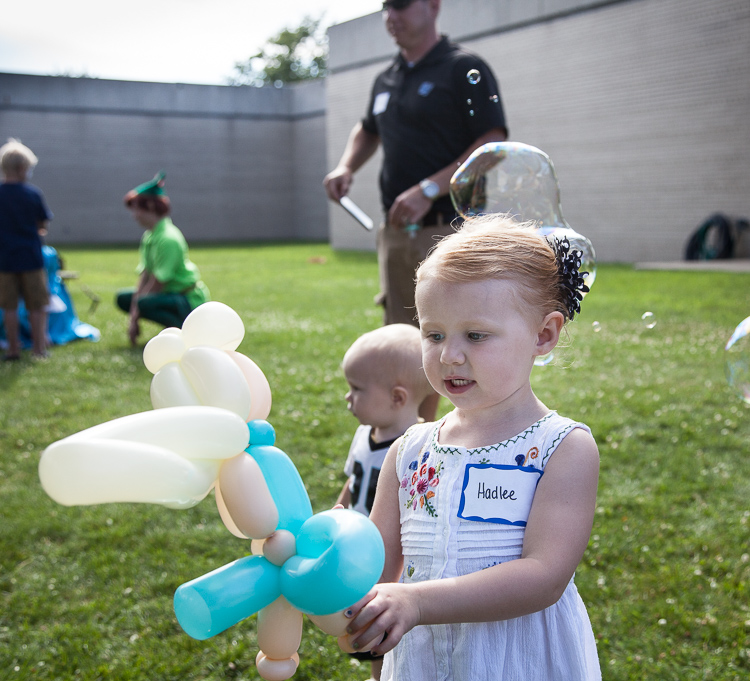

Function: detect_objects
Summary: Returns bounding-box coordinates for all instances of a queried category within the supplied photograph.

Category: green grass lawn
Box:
[1,243,749,680]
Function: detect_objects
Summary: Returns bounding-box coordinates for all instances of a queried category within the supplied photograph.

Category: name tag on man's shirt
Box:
[458,464,543,526]
[373,92,390,115]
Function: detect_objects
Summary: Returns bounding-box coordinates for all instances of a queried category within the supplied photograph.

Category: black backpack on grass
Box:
[684,213,749,260]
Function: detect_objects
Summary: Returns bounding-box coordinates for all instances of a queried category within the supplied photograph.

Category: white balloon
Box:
[181,302,245,351]
[39,439,220,508]
[181,347,252,419]
[62,406,250,460]
[150,362,201,410]
[228,351,273,421]
[143,329,186,374]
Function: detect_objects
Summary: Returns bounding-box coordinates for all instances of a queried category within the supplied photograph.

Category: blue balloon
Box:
[248,444,312,535]
[174,555,280,640]
[247,419,276,446]
[281,510,385,615]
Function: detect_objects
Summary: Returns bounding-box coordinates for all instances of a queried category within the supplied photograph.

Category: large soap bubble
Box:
[725,315,750,404]
[450,142,596,292]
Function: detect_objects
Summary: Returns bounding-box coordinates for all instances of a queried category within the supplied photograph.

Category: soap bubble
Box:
[450,142,597,292]
[534,352,554,367]
[466,69,481,85]
[725,315,750,404]
[592,321,601,333]
[641,311,656,329]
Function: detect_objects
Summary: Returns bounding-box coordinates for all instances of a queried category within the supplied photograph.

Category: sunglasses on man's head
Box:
[382,0,418,11]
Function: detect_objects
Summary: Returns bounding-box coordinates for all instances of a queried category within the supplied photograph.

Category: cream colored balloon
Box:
[181,301,245,351]
[257,597,304,661]
[62,406,250,460]
[143,329,186,374]
[217,453,278,539]
[214,482,250,539]
[150,362,201,410]
[308,610,350,637]
[255,652,299,681]
[228,351,273,421]
[39,438,220,508]
[181,347,252,419]
[262,530,296,567]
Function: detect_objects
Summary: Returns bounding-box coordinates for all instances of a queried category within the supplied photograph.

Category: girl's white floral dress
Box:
[381,412,601,681]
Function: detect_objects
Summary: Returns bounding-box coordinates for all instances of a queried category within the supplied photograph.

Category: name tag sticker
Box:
[458,464,543,526]
[373,92,390,115]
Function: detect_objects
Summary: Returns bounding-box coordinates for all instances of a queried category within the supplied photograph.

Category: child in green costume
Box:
[116,172,209,345]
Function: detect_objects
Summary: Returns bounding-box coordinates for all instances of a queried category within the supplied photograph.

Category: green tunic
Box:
[137,217,209,309]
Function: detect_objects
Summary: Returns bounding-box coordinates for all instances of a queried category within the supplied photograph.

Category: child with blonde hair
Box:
[338,323,433,516]
[343,216,601,680]
[0,138,53,360]
[337,323,433,681]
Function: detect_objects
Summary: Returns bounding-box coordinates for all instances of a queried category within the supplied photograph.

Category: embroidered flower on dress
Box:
[404,451,442,517]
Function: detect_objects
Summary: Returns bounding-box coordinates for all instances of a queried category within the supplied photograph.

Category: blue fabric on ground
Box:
[0,246,100,349]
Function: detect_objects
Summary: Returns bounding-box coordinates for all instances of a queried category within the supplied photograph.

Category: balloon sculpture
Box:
[38,301,385,681]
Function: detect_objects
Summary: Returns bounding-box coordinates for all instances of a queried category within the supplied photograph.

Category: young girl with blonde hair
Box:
[343,215,601,680]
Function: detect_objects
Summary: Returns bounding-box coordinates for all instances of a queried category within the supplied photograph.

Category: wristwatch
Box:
[419,179,440,200]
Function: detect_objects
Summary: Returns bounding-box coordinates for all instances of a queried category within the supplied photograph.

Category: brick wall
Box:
[327,0,750,262]
[0,74,329,245]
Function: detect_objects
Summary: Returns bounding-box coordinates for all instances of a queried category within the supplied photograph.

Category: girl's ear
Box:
[534,311,565,356]
[391,385,408,408]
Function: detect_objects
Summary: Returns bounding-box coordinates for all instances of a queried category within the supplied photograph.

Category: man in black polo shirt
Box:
[324,0,507,329]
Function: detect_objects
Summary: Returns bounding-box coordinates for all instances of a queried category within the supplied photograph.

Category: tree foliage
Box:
[229,16,328,88]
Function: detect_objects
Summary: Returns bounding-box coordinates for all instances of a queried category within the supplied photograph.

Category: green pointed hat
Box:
[131,170,166,197]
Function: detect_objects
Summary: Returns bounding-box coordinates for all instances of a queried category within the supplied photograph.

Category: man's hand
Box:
[387,185,433,229]
[323,166,354,202]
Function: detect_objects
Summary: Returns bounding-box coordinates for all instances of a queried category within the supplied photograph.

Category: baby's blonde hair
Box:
[416,214,570,322]
[0,138,38,175]
[343,324,433,402]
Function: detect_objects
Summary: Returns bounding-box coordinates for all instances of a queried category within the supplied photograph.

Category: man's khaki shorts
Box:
[376,217,456,326]
[0,269,49,310]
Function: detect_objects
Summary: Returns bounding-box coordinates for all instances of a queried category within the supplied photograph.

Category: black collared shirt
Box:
[362,36,507,216]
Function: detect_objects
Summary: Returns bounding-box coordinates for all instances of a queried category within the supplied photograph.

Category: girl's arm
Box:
[369,439,405,585]
[346,427,599,655]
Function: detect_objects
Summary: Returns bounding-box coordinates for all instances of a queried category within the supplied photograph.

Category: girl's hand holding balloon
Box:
[340,582,421,657]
